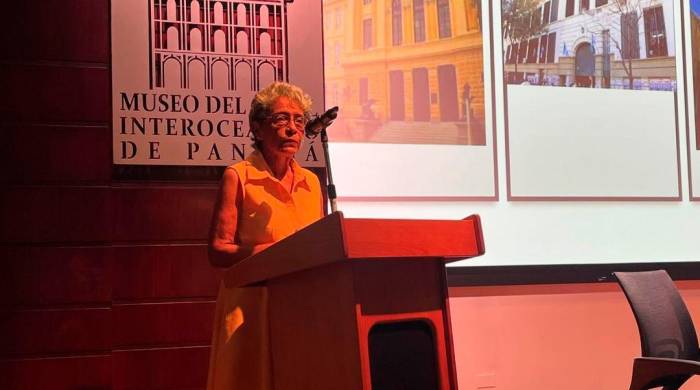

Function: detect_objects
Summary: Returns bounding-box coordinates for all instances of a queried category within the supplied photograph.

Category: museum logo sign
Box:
[111,0,323,166]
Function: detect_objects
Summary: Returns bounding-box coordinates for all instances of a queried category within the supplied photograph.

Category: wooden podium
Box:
[224,212,485,390]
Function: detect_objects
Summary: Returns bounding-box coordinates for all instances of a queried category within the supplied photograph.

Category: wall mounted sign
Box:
[111,0,324,167]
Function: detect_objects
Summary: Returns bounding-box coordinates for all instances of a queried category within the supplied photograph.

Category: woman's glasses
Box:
[267,113,308,129]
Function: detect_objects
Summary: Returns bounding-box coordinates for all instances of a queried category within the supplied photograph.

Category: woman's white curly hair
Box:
[249,81,312,125]
[248,82,313,148]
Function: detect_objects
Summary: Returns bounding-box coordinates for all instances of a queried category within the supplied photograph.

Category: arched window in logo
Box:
[149,0,291,90]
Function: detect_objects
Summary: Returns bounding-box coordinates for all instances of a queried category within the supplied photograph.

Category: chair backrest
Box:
[614,270,699,360]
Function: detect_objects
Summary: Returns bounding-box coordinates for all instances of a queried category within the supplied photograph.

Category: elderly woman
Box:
[206,82,324,390]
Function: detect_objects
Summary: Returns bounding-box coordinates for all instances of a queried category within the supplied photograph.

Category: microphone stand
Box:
[306,106,340,213]
[319,126,338,213]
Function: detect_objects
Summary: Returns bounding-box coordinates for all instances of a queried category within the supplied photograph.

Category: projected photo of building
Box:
[502,0,676,90]
[323,0,486,145]
[692,0,700,149]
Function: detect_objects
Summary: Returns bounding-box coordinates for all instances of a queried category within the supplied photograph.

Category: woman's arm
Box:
[207,168,270,268]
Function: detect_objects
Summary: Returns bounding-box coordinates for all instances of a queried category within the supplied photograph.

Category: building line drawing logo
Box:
[149,0,291,91]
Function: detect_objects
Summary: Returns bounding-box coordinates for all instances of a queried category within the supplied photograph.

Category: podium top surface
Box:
[224,212,485,288]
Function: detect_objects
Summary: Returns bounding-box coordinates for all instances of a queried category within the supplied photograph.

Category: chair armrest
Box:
[628,357,700,390]
[634,357,700,375]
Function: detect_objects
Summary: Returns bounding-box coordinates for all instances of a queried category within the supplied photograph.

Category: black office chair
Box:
[614,270,700,390]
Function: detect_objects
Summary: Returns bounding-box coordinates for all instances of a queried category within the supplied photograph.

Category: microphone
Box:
[305,106,339,137]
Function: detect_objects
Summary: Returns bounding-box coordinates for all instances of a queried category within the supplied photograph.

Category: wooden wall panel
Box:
[0,187,111,243]
[111,187,217,242]
[1,308,111,357]
[112,346,210,390]
[113,302,215,348]
[1,0,109,63]
[0,355,111,390]
[113,245,219,301]
[1,246,111,307]
[0,0,224,388]
[0,125,112,184]
[0,63,109,123]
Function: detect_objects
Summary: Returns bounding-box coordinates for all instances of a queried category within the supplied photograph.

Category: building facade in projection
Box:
[692,1,700,149]
[150,0,289,91]
[502,0,675,90]
[323,0,485,145]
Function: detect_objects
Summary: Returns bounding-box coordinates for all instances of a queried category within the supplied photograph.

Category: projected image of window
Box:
[322,0,486,145]
[501,0,676,90]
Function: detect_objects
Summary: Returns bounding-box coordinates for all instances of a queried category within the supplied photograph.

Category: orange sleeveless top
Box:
[229,150,323,246]
[207,151,323,390]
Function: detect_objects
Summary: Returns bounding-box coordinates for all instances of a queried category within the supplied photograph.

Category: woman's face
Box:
[256,96,306,160]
